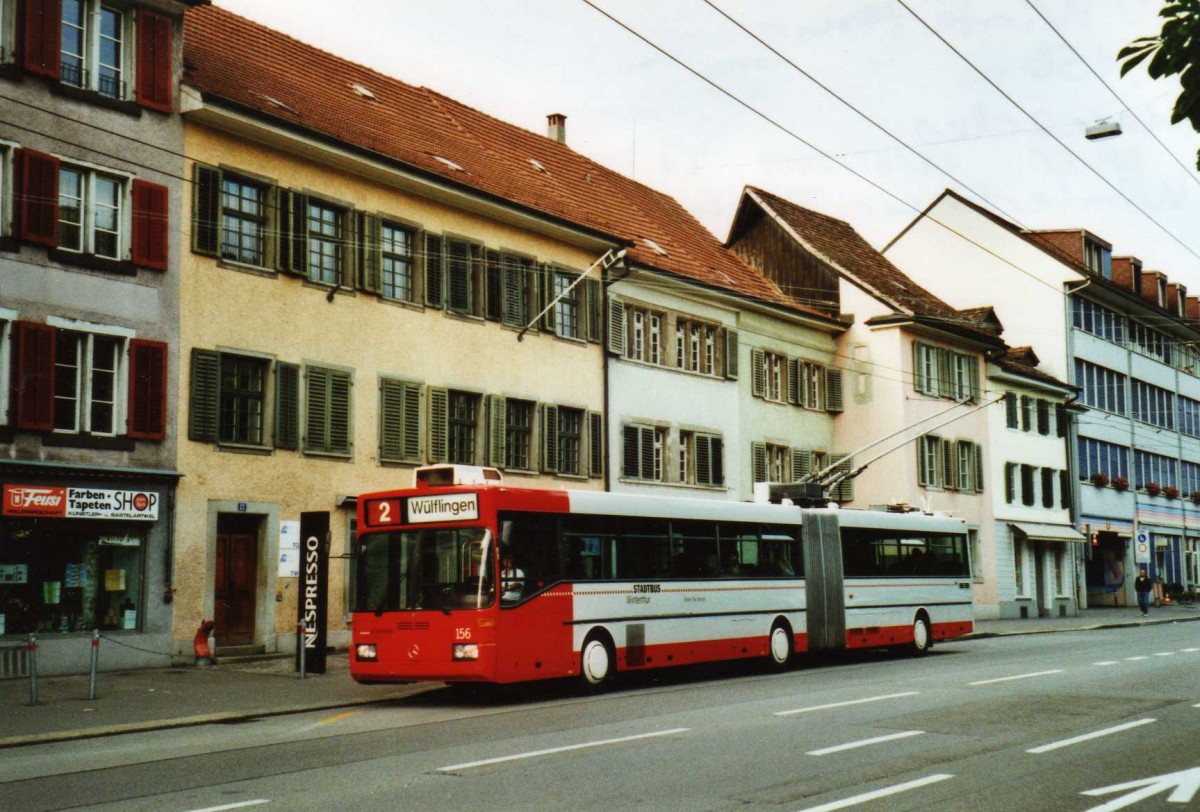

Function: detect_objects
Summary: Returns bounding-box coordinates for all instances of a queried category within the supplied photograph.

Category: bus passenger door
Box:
[802,512,845,651]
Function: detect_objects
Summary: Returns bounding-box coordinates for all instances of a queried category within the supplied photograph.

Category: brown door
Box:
[215,533,257,647]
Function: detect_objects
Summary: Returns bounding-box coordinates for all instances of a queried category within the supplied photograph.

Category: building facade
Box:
[0,0,200,674]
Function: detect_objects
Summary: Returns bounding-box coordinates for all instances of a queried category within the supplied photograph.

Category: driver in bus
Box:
[501,554,525,603]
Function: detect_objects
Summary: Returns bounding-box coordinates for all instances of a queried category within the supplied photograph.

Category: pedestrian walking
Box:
[1134,567,1153,617]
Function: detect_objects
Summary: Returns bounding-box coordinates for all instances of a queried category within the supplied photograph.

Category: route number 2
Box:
[368,498,402,526]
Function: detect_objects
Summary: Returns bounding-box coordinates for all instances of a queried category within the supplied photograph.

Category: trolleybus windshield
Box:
[356,527,493,613]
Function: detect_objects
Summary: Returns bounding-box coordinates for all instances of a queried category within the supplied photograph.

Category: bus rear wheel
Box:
[768,619,793,669]
[580,632,615,690]
[909,613,932,657]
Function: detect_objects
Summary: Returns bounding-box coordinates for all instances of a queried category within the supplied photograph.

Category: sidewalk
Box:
[2,603,1198,749]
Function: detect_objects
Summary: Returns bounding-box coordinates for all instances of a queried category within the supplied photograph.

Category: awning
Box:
[1010,522,1087,543]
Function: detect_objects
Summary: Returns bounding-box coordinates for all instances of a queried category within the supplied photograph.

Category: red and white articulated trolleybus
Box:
[350,466,973,688]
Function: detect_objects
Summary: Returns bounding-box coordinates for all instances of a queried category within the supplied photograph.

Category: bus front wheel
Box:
[909,613,932,657]
[580,632,615,689]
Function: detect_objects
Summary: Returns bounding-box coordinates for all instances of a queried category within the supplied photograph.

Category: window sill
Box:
[49,80,143,117]
[619,478,726,492]
[377,295,424,313]
[378,457,420,467]
[47,249,138,276]
[215,442,273,456]
[302,450,354,461]
[43,433,136,451]
[217,258,278,279]
[445,309,486,324]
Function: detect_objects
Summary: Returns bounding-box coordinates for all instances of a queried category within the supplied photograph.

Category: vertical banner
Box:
[296,511,330,674]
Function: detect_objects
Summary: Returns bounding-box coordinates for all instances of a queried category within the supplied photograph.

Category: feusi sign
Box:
[3,485,159,520]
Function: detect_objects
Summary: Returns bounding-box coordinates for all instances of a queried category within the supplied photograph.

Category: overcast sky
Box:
[218,0,1200,287]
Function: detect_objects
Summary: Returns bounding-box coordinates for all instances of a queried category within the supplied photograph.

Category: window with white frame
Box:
[59,164,124,259]
[680,430,723,486]
[554,271,581,339]
[1071,296,1125,344]
[1131,379,1175,430]
[765,352,785,402]
[1181,461,1200,498]
[1077,437,1129,482]
[766,443,788,484]
[380,222,415,302]
[557,407,584,475]
[675,317,718,375]
[1180,396,1200,439]
[1134,449,1176,490]
[624,305,664,365]
[623,423,666,482]
[306,200,344,285]
[220,175,267,266]
[917,434,943,488]
[913,342,978,401]
[52,327,127,435]
[61,0,128,98]
[1128,320,1173,365]
[1074,359,1127,415]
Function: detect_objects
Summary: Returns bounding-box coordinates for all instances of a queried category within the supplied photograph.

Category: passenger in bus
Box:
[500,554,525,603]
[722,549,742,576]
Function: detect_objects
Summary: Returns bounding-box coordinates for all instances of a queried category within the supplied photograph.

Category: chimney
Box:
[547,113,567,144]
[1187,295,1200,323]
[1168,281,1188,318]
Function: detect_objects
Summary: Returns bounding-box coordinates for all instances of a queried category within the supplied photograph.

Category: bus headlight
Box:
[452,643,479,661]
[356,644,377,661]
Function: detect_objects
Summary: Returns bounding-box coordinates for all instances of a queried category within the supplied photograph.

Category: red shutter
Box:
[131,179,169,270]
[21,0,62,79]
[15,149,60,247]
[15,322,55,431]
[128,339,168,440]
[135,9,173,112]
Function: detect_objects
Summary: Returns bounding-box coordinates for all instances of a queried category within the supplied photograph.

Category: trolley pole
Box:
[27,633,38,706]
[88,629,100,700]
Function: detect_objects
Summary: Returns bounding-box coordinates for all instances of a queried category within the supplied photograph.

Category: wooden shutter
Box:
[724,329,738,379]
[424,234,444,307]
[135,9,173,112]
[916,438,928,486]
[357,213,382,293]
[328,369,352,455]
[606,298,626,355]
[486,394,506,467]
[1037,399,1050,435]
[1020,396,1032,431]
[274,362,300,450]
[790,449,812,482]
[427,386,448,463]
[974,444,984,493]
[586,278,602,342]
[15,321,55,431]
[936,349,953,398]
[191,164,220,257]
[501,255,524,327]
[831,455,854,502]
[968,355,980,401]
[751,441,768,485]
[21,0,61,79]
[188,348,219,442]
[638,426,656,480]
[825,367,844,412]
[484,250,502,321]
[941,438,955,490]
[446,238,471,313]
[787,358,800,405]
[1005,462,1016,503]
[1055,402,1066,437]
[303,366,329,452]
[622,426,639,479]
[751,347,765,398]
[912,342,926,393]
[541,404,559,473]
[380,379,421,463]
[127,339,167,440]
[540,264,557,332]
[1060,470,1071,509]
[131,180,169,270]
[286,192,308,276]
[15,149,59,246]
[1005,391,1018,428]
[695,435,713,486]
[588,411,604,478]
[339,211,357,290]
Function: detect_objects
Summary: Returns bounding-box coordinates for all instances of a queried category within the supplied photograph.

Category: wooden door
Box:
[215,533,257,647]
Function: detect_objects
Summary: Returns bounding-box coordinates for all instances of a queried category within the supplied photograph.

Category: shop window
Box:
[0,517,146,636]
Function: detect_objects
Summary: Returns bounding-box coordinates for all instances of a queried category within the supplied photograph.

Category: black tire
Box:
[768,619,793,670]
[909,613,932,657]
[580,631,616,690]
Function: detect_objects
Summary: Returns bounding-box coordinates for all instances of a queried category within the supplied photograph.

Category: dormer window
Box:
[1084,239,1112,279]
[1132,263,1143,295]
[1158,278,1168,308]
[1177,286,1187,317]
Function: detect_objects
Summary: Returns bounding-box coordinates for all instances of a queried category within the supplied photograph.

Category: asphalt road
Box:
[3,623,1199,811]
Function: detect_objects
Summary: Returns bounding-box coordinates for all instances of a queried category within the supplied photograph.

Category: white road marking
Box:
[968,669,1063,686]
[1027,719,1156,754]
[1082,766,1200,810]
[1123,656,1148,661]
[1094,661,1119,666]
[437,727,690,771]
[1181,648,1200,653]
[807,730,925,756]
[776,691,919,716]
[796,773,954,812]
[1153,652,1174,657]
[184,801,270,812]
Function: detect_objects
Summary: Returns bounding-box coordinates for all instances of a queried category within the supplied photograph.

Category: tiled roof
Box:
[182,5,827,320]
[743,187,1002,344]
[995,347,1073,390]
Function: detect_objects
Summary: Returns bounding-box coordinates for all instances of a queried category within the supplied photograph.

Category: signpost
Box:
[295,512,329,675]
[1134,530,1151,565]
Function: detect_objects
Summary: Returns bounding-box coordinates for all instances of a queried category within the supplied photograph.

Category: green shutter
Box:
[974,444,985,493]
[588,410,604,478]
[359,213,382,294]
[402,382,421,462]
[790,448,812,482]
[1006,392,1018,428]
[304,366,329,452]
[427,386,448,463]
[1005,463,1016,503]
[917,438,928,486]
[541,404,559,473]
[787,358,800,405]
[485,250,502,321]
[936,348,953,398]
[586,278,602,342]
[192,164,220,257]
[913,342,926,393]
[487,394,507,468]
[540,264,557,332]
[941,438,955,489]
[501,254,525,327]
[968,355,980,402]
[695,435,713,486]
[328,369,352,455]
[752,441,768,485]
[274,362,300,450]
[188,349,219,442]
[724,329,739,379]
[424,234,444,308]
[286,192,308,277]
[831,454,854,502]
[751,348,765,398]
[825,367,844,412]
[379,379,406,462]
